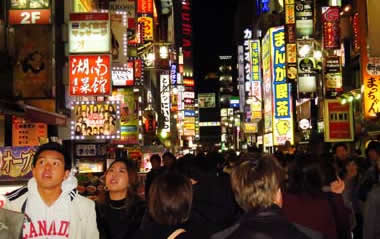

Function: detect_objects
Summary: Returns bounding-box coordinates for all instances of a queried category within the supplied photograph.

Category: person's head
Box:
[86,127,92,136]
[287,154,324,195]
[334,143,348,161]
[99,127,104,135]
[149,172,192,225]
[32,142,71,190]
[230,153,284,211]
[75,125,81,134]
[150,154,161,170]
[105,159,138,197]
[93,127,98,135]
[345,158,358,178]
[366,141,380,162]
[93,105,98,113]
[163,152,176,169]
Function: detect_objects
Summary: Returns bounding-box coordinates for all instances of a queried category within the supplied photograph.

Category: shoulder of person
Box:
[72,193,96,213]
[3,185,28,211]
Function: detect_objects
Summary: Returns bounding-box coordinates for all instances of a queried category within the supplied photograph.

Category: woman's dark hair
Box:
[366,141,380,158]
[148,172,192,225]
[287,154,324,195]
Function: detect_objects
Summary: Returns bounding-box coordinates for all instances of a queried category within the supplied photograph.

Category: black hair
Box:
[150,154,161,164]
[33,142,72,171]
[333,142,348,154]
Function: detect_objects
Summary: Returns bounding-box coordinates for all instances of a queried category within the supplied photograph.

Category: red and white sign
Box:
[324,99,354,142]
[9,9,51,24]
[69,55,111,96]
[137,0,153,14]
[183,91,195,99]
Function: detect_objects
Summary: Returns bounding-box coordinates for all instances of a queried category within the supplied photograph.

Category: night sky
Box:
[192,0,237,91]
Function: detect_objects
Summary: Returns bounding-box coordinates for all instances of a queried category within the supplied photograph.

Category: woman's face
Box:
[346,161,358,178]
[369,150,378,162]
[106,162,129,193]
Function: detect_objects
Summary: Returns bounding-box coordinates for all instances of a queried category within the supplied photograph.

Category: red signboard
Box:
[183,78,194,87]
[324,99,354,142]
[137,0,153,14]
[134,59,143,79]
[12,117,47,147]
[69,55,111,96]
[322,7,340,49]
[8,9,51,24]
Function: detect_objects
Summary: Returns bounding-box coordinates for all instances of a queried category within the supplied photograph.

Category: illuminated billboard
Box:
[270,26,294,146]
[198,93,216,108]
[69,13,111,53]
[69,55,111,96]
[71,102,121,140]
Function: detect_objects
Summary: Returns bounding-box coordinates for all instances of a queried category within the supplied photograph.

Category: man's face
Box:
[32,150,69,191]
[335,146,348,161]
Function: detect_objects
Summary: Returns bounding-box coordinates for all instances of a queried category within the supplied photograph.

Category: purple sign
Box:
[0,146,37,181]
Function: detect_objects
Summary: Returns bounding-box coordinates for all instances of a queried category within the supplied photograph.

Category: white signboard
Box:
[69,13,111,53]
[160,75,170,132]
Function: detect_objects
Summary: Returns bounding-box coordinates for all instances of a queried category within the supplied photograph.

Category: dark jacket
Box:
[145,167,164,200]
[132,221,207,239]
[96,194,146,239]
[214,205,310,239]
[188,174,242,237]
[283,192,337,239]
[363,186,380,239]
[0,208,24,239]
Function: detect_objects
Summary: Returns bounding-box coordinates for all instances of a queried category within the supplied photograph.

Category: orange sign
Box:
[69,55,111,96]
[12,117,47,146]
[9,9,51,24]
[137,0,153,14]
[137,16,153,41]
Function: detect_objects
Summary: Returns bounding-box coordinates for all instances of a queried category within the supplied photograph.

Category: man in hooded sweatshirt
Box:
[3,142,99,239]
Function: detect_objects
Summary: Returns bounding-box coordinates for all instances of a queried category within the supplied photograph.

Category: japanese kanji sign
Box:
[363,57,380,118]
[69,55,111,96]
[324,99,354,142]
[322,7,340,49]
[12,117,47,147]
[262,30,273,133]
[250,40,262,121]
[160,75,171,133]
[69,13,111,53]
[0,146,37,181]
[270,26,294,146]
[137,0,153,14]
[137,16,153,41]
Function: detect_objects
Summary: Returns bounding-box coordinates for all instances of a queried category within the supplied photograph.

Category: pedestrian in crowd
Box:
[363,184,380,239]
[359,141,380,203]
[0,207,25,239]
[283,154,352,239]
[4,142,99,238]
[96,159,145,239]
[133,172,206,239]
[212,153,309,239]
[162,152,177,171]
[145,154,164,200]
[333,143,350,177]
[176,154,241,237]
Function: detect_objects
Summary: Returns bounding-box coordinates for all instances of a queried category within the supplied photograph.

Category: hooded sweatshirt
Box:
[22,175,77,239]
[4,174,99,239]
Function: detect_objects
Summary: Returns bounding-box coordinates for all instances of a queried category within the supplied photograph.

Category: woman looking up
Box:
[96,159,146,239]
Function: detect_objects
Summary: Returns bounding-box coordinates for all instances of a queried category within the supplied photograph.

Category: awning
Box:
[0,100,25,116]
[23,105,67,126]
[0,100,67,126]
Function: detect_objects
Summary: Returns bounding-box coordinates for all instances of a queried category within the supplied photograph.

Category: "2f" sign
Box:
[9,9,51,25]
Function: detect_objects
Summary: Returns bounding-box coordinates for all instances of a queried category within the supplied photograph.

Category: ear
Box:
[274,188,283,208]
[64,170,70,180]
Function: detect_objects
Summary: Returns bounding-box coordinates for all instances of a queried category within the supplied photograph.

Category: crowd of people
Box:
[1,140,380,239]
